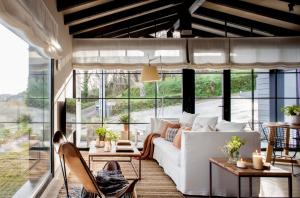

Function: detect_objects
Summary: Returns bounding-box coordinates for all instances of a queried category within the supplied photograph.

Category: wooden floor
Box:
[44,151,300,198]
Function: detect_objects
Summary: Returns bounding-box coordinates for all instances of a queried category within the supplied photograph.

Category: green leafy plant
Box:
[96,126,107,137]
[119,114,129,123]
[105,130,119,142]
[222,136,245,156]
[281,105,300,116]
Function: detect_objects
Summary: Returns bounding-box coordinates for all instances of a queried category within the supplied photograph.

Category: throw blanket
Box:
[140,133,160,160]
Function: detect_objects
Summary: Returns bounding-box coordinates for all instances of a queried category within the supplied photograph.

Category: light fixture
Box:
[141,64,160,82]
[141,56,161,82]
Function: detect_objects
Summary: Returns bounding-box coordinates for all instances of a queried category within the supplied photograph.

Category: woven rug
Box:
[57,151,184,198]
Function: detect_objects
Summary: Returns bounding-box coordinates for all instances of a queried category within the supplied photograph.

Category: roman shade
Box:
[73,37,300,70]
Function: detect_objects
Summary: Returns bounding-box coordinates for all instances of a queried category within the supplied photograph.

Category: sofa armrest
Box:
[180,131,260,195]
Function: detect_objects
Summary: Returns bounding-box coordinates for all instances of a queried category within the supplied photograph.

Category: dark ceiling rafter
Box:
[192,28,221,37]
[280,0,300,6]
[69,0,183,35]
[194,7,300,36]
[64,0,148,25]
[192,17,262,37]
[56,0,97,12]
[117,21,175,38]
[206,0,300,25]
[98,15,179,38]
[73,6,180,38]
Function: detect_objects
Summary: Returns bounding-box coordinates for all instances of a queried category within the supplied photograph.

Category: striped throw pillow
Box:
[165,127,179,142]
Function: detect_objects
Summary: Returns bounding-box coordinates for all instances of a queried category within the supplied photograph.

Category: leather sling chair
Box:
[53,131,138,198]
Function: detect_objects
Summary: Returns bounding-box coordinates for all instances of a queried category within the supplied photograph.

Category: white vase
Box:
[291,115,300,125]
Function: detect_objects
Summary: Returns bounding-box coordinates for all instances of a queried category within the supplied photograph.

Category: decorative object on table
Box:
[117,140,131,146]
[116,145,134,152]
[119,114,130,132]
[222,136,245,164]
[252,150,263,170]
[281,105,300,125]
[104,130,119,152]
[236,158,247,168]
[95,126,107,148]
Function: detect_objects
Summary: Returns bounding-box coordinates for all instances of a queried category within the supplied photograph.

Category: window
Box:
[72,70,182,148]
[195,70,223,119]
[0,24,51,197]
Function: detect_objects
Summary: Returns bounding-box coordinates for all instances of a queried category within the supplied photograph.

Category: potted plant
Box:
[95,126,107,147]
[119,114,130,132]
[222,136,245,164]
[104,130,119,152]
[281,105,300,125]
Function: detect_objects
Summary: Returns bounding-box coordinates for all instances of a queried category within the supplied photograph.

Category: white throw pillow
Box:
[216,120,246,132]
[179,112,198,127]
[191,116,218,131]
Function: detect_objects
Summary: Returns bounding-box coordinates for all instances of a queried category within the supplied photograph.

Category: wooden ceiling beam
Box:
[73,7,180,38]
[117,21,175,38]
[64,0,150,25]
[195,7,300,36]
[56,0,97,12]
[207,0,300,25]
[192,17,262,37]
[69,0,182,35]
[192,28,221,37]
[98,15,179,38]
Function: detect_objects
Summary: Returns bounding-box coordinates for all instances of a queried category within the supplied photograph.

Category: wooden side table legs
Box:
[209,161,212,197]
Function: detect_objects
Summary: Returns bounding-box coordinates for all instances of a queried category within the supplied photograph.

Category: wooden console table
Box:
[209,158,292,198]
[265,122,300,163]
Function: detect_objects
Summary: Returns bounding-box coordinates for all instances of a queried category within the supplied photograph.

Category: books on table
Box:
[117,140,131,146]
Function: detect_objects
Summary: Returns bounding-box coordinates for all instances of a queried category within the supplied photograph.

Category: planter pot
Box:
[95,135,105,147]
[290,115,300,125]
[123,124,129,132]
[227,151,240,164]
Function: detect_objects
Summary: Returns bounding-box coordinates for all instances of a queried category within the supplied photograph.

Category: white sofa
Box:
[152,130,261,196]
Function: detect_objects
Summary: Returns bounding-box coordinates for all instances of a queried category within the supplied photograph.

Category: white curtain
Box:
[0,0,61,58]
[73,37,300,70]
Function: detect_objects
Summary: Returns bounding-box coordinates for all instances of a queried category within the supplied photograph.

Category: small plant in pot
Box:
[104,130,119,152]
[281,105,300,125]
[95,126,107,147]
[119,114,130,132]
[222,136,245,164]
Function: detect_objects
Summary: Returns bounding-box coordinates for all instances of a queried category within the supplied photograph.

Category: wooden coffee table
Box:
[209,158,292,198]
[88,142,142,180]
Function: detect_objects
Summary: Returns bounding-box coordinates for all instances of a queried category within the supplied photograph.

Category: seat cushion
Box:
[153,137,181,166]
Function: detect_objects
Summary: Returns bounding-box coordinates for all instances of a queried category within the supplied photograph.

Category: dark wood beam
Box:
[192,28,221,37]
[56,0,96,12]
[207,0,300,25]
[192,17,262,37]
[98,15,178,38]
[73,7,180,38]
[69,0,182,35]
[64,0,147,25]
[195,7,300,36]
[280,0,300,6]
[117,21,175,38]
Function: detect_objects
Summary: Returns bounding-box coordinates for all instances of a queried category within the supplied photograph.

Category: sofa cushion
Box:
[165,127,179,142]
[216,120,246,132]
[159,120,180,138]
[191,116,218,131]
[179,112,198,127]
[173,127,191,149]
[151,118,179,134]
[153,137,181,166]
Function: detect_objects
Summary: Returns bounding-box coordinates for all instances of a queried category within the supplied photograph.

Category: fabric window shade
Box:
[72,38,187,69]
[72,37,300,70]
[0,0,61,58]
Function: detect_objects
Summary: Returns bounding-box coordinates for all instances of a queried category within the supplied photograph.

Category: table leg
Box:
[88,156,90,168]
[284,128,290,157]
[237,176,241,198]
[249,177,252,198]
[209,162,212,197]
[288,175,292,198]
[139,156,141,180]
[266,126,276,163]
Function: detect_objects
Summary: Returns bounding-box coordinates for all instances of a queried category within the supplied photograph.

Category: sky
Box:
[0,23,29,95]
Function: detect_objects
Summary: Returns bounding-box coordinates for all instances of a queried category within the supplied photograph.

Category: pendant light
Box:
[141,64,160,82]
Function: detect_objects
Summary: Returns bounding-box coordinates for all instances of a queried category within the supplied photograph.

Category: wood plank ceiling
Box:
[56,0,300,38]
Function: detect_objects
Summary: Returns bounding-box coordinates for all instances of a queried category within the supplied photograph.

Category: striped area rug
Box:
[57,152,184,198]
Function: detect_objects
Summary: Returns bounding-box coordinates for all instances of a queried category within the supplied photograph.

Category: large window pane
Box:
[157,98,182,118]
[195,73,222,98]
[130,99,155,123]
[231,99,252,123]
[105,72,129,98]
[195,99,222,119]
[157,74,182,98]
[231,72,253,98]
[0,24,51,197]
